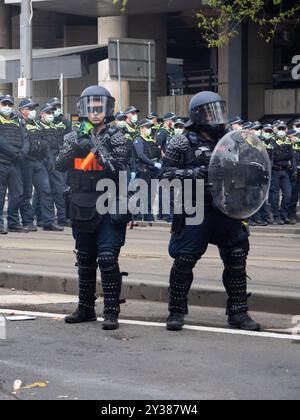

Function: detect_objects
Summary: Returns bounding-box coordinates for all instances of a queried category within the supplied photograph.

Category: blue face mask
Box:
[1,106,13,116]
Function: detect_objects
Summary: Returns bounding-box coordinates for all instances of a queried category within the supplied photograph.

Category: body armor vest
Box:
[0,114,23,164]
[273,138,293,167]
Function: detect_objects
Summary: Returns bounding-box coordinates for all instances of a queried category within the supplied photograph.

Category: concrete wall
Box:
[265,89,300,115]
[0,0,12,95]
[129,14,167,117]
[247,22,273,120]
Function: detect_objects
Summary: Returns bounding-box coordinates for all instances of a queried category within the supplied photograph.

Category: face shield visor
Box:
[79,95,115,121]
[191,101,228,127]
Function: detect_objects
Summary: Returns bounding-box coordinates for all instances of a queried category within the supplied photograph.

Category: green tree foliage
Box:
[113,0,300,48]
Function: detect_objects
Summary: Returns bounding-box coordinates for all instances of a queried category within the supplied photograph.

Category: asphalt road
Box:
[0,310,299,401]
[0,292,300,401]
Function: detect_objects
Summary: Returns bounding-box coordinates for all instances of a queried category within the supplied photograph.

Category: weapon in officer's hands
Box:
[81,131,116,173]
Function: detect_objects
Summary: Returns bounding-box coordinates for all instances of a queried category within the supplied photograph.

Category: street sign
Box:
[108,38,155,113]
[18,78,27,98]
[108,38,155,82]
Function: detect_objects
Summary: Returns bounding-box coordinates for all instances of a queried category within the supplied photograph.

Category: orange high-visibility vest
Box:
[74,157,104,171]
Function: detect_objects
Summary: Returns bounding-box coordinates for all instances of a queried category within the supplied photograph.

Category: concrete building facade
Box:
[1,0,300,121]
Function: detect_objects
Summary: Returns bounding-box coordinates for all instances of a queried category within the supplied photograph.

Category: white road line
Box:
[0,308,299,342]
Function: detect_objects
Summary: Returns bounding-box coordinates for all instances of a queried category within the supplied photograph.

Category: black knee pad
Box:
[76,251,97,267]
[98,251,118,270]
[174,254,198,272]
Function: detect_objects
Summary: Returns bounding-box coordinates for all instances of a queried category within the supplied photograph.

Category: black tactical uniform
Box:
[155,112,177,155]
[161,91,260,332]
[269,125,296,224]
[56,86,131,330]
[133,119,161,222]
[0,95,28,234]
[289,132,300,221]
[18,99,56,230]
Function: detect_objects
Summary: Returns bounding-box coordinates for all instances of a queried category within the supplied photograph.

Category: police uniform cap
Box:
[137,118,153,128]
[40,103,55,113]
[115,111,126,121]
[174,118,185,127]
[263,124,273,131]
[163,112,177,121]
[242,121,253,130]
[19,98,39,110]
[229,116,243,125]
[124,106,140,115]
[0,95,14,105]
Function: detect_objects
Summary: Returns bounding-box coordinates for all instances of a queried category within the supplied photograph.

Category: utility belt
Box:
[67,170,106,193]
[272,165,289,172]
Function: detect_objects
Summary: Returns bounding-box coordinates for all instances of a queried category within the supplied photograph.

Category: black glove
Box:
[74,136,91,151]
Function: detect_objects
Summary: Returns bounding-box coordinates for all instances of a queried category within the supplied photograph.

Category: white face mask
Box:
[131,114,138,124]
[117,121,126,129]
[277,130,286,138]
[1,106,13,116]
[254,130,262,137]
[144,128,152,137]
[174,128,184,136]
[263,132,272,140]
[29,110,37,120]
[54,108,62,118]
[294,126,300,133]
[44,114,54,124]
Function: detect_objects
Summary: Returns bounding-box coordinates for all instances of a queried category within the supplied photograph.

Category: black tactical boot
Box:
[221,248,261,331]
[24,224,38,232]
[7,225,29,233]
[102,313,119,331]
[65,252,97,324]
[65,308,97,324]
[44,224,64,232]
[228,312,260,331]
[166,312,185,331]
[99,252,123,331]
[167,255,197,331]
[0,227,8,235]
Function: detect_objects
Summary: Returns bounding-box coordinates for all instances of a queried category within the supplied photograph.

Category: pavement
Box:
[0,292,300,400]
[0,223,300,315]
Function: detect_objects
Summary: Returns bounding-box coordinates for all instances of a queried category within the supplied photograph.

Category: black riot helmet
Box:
[187,91,228,141]
[78,85,115,123]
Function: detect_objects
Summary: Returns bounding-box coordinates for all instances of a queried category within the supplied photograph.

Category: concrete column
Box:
[98,16,129,112]
[0,0,12,95]
[218,25,246,119]
[247,22,273,121]
[64,24,98,114]
[129,14,167,117]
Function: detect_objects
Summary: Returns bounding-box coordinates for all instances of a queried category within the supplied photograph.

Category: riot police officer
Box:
[155,112,177,156]
[56,85,131,330]
[18,99,61,232]
[0,94,29,234]
[133,119,161,222]
[269,122,297,225]
[161,91,260,332]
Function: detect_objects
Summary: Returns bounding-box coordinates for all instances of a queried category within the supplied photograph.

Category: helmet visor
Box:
[79,95,115,119]
[192,101,228,125]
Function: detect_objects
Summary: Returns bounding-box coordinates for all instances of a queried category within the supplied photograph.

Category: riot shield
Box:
[208,131,271,219]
